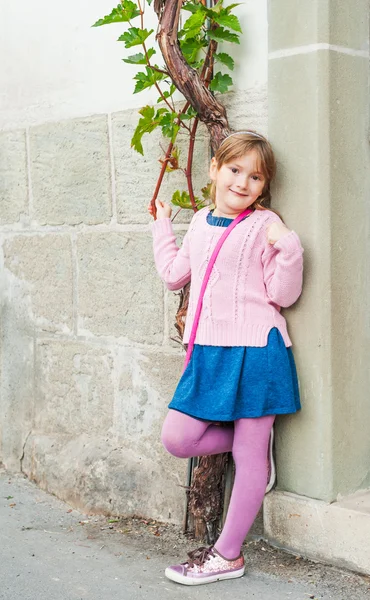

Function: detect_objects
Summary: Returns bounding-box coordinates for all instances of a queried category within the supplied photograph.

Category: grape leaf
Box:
[133,66,167,94]
[201,182,212,200]
[214,52,234,70]
[92,2,140,26]
[159,112,180,142]
[131,106,169,154]
[118,27,154,48]
[209,72,233,93]
[212,12,242,33]
[156,83,177,103]
[207,27,240,44]
[225,3,242,13]
[123,49,156,64]
[171,190,205,210]
[180,10,206,40]
[181,1,199,14]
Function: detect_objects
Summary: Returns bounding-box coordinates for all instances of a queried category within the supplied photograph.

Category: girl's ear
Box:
[209,157,218,181]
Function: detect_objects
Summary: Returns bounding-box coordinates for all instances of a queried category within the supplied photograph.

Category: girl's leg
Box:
[161,409,234,459]
[214,415,275,559]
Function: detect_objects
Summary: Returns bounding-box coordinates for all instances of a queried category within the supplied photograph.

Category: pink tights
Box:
[161,410,275,559]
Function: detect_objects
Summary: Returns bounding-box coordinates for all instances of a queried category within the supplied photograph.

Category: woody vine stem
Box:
[94,0,243,541]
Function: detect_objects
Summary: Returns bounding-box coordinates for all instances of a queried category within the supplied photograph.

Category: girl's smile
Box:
[210,149,266,218]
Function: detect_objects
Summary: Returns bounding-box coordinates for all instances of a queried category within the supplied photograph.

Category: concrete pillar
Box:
[264,0,370,574]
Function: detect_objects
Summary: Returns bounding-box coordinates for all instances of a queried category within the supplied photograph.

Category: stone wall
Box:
[0,89,267,522]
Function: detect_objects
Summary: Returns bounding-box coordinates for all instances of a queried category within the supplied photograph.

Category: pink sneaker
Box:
[165,546,245,586]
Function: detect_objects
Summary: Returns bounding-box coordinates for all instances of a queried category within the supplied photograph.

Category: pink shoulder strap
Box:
[183,208,253,372]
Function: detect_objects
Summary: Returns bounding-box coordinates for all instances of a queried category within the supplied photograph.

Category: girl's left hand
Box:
[266,222,292,245]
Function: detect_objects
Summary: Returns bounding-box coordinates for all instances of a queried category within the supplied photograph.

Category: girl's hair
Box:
[210,130,277,213]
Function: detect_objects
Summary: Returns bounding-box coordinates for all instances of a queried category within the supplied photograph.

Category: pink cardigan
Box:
[151,207,304,347]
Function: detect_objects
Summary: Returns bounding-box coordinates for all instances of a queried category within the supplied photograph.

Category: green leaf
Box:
[156,83,177,103]
[215,52,234,70]
[159,111,180,142]
[131,106,170,154]
[163,83,177,97]
[207,27,240,44]
[184,10,206,30]
[92,2,140,26]
[209,72,233,93]
[118,27,154,48]
[212,12,242,33]
[171,190,206,210]
[178,113,193,121]
[180,10,207,40]
[225,3,242,13]
[123,49,156,64]
[133,66,167,94]
[201,182,212,200]
[180,37,207,64]
[146,0,153,4]
[186,106,198,118]
[181,1,199,14]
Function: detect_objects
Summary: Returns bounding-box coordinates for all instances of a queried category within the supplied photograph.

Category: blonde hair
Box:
[210,130,277,213]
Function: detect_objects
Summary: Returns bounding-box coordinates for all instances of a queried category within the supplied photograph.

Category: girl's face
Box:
[209,149,266,218]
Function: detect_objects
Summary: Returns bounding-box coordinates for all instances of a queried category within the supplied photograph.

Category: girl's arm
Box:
[151,217,192,291]
[262,222,304,308]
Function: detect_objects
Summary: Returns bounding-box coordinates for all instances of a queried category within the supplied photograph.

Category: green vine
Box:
[93,0,242,216]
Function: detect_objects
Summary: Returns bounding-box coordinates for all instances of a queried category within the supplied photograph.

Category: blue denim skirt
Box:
[168,328,301,421]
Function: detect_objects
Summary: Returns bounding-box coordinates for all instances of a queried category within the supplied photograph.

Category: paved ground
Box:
[1,469,369,600]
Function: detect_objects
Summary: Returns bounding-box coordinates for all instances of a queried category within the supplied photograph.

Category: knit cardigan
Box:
[151,207,304,347]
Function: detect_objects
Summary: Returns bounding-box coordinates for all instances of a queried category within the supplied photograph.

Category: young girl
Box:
[148,131,303,586]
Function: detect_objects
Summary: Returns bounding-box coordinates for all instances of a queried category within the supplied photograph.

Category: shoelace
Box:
[185,546,215,568]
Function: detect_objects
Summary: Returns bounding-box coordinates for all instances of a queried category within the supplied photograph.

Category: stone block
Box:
[269,0,368,52]
[0,269,34,470]
[269,1,325,51]
[3,234,73,333]
[0,130,28,225]
[77,232,163,343]
[221,88,268,136]
[114,347,182,450]
[34,340,114,436]
[268,51,334,500]
[114,347,186,521]
[29,116,112,225]
[111,109,209,225]
[328,52,370,495]
[22,348,186,523]
[23,433,187,523]
[264,490,370,576]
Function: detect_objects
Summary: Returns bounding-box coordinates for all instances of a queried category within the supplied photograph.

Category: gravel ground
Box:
[1,468,369,600]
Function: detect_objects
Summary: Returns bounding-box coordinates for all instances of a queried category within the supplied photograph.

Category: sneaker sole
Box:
[165,566,245,586]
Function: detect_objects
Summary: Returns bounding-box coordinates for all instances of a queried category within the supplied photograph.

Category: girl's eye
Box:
[231,167,238,174]
[251,175,261,181]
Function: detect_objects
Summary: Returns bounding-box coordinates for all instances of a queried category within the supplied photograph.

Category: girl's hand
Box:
[266,221,292,245]
[147,198,172,220]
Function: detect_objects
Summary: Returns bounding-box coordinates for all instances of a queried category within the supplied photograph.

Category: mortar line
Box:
[34,330,184,354]
[269,43,369,60]
[25,127,34,225]
[0,223,189,235]
[107,113,118,225]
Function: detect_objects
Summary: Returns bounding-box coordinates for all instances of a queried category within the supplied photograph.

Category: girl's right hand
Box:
[147,198,172,220]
